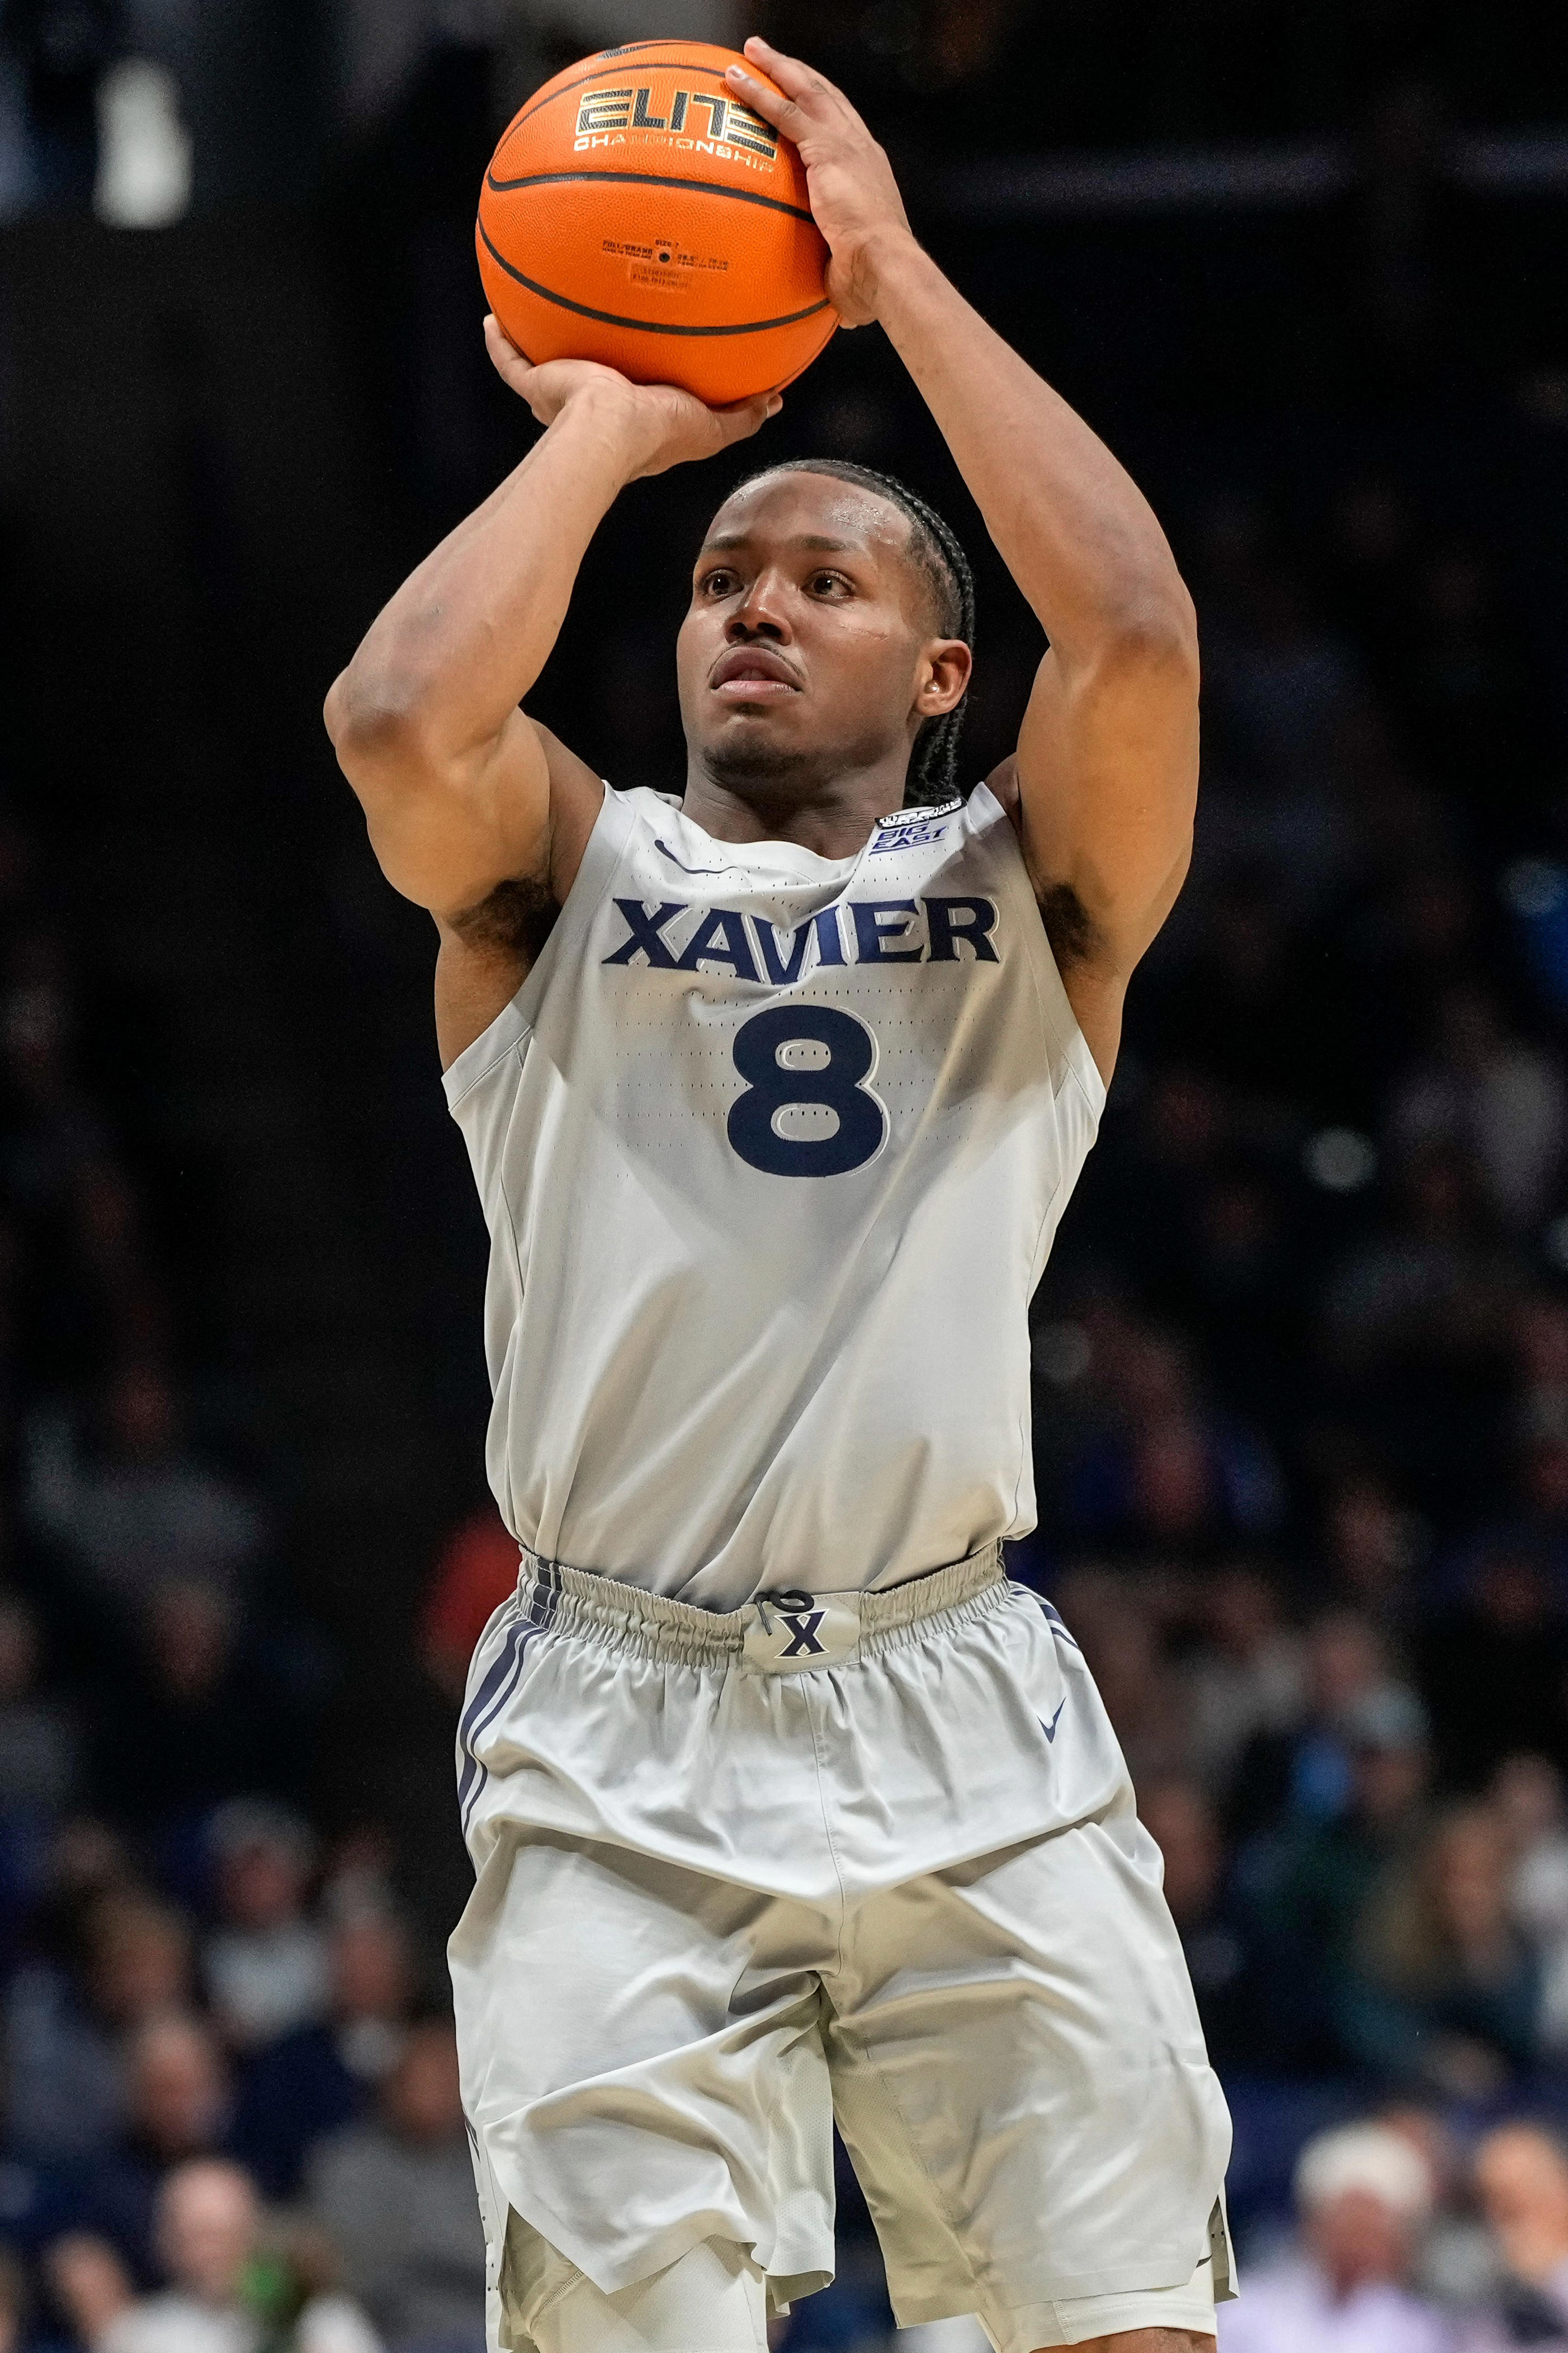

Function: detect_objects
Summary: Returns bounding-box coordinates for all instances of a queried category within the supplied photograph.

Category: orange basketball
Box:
[476,40,838,407]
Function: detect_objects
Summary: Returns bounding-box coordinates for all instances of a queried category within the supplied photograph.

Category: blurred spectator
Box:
[418,1510,518,1704]
[1218,2121,1449,2350]
[1338,854,1484,1114]
[1345,1804,1541,2097]
[317,1827,402,1929]
[96,1583,282,1828]
[1388,986,1566,1234]
[1320,1473,1425,1633]
[0,1590,76,1815]
[234,1910,415,2200]
[1515,1296,1568,1418]
[1319,1142,1519,1506]
[1145,862,1330,1093]
[4,1887,192,2162]
[1180,1563,1304,1802]
[0,2250,29,2353]
[1239,1684,1433,2073]
[1494,1756,1568,2052]
[1070,1595,1192,1789]
[1415,1548,1568,1789]
[1382,2104,1501,2314]
[1064,1327,1284,1559]
[50,2158,380,2353]
[25,1365,263,1610]
[1323,1144,1518,1387]
[1228,1610,1390,1841]
[306,2019,485,2352]
[68,2011,234,2279]
[1506,1398,1568,1592]
[0,1590,78,1940]
[203,1804,327,2052]
[1462,2124,1568,2350]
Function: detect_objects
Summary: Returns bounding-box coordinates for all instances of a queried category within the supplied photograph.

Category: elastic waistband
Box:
[513,1543,1008,1668]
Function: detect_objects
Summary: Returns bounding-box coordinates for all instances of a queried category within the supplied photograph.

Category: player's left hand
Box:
[724,37,915,328]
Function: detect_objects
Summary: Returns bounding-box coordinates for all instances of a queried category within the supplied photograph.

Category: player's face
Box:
[676,473,959,798]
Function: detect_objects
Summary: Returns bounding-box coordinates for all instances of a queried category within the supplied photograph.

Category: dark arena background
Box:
[4,2,1568,2348]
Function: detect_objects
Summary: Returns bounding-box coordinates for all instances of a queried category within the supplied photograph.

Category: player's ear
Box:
[917,639,971,719]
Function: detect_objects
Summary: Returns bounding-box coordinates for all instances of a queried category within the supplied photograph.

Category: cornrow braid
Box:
[738,458,977,807]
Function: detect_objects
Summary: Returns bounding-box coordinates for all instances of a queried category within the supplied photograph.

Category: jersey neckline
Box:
[635,785,972,884]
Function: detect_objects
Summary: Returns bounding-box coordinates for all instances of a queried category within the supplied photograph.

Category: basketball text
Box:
[573,87,780,167]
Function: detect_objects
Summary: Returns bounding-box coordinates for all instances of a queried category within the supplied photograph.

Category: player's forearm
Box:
[868,235,1194,667]
[325,388,646,770]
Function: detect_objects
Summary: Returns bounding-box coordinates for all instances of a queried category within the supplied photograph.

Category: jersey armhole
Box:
[967,780,1108,1124]
[442,780,628,1112]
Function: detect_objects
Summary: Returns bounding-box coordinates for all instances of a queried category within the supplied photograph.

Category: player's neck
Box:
[681,748,913,859]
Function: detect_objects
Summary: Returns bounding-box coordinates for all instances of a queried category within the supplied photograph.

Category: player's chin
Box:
[703,699,807,743]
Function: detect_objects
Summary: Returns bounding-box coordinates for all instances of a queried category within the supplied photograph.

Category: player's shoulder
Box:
[980,755,1024,828]
[610,781,684,827]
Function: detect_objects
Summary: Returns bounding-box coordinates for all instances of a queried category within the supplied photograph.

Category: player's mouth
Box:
[709,647,802,701]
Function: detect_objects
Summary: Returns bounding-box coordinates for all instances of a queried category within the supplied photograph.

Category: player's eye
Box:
[809,570,851,597]
[700,568,739,597]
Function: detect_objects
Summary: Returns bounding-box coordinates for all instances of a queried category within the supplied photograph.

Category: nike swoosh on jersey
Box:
[1041,1699,1066,1743]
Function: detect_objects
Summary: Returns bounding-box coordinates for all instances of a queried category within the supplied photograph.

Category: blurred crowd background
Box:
[4,0,1568,2348]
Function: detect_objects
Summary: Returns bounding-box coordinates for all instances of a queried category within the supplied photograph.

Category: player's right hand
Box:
[482,318,782,479]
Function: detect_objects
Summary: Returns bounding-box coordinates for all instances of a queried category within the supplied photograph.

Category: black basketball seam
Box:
[485,167,813,224]
[506,59,752,142]
[476,220,831,337]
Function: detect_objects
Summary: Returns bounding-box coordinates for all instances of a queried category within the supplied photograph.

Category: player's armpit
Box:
[446,874,561,963]
[434,897,549,1073]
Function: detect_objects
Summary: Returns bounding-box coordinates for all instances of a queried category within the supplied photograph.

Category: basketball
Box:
[476,40,838,407]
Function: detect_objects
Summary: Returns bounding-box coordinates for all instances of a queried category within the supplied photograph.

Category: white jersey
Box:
[442,777,1104,1611]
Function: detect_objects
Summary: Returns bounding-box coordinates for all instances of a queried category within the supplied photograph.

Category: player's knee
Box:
[503,2219,767,2353]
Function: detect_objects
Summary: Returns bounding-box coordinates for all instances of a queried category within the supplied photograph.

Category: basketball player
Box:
[327,36,1230,2353]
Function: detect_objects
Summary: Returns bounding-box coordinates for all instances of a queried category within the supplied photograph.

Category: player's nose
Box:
[725,568,793,640]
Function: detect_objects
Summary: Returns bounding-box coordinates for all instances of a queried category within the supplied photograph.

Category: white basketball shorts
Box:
[448,1547,1234,2353]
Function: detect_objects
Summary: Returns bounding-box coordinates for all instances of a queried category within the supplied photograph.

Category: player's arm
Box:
[728,40,1198,1085]
[324,342,777,1064]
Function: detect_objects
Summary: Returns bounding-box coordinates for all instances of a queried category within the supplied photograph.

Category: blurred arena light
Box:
[939,129,1568,220]
[93,58,191,228]
[1035,1321,1092,1388]
[0,54,28,220]
[1303,1129,1378,1194]
[1503,859,1568,1015]
[1503,860,1568,920]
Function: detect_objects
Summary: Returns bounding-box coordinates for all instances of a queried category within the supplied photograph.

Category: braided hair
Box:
[737,459,976,807]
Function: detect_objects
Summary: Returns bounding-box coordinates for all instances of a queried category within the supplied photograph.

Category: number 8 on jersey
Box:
[726,1006,887,1178]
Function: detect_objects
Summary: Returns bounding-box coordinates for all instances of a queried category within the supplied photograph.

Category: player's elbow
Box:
[1097,581,1199,686]
[324,668,440,804]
